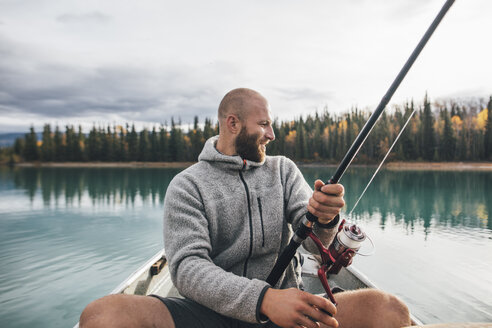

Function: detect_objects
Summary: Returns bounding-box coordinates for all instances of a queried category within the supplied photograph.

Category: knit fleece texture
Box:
[163,136,338,323]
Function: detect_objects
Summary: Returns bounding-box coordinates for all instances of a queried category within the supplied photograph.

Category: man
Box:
[80,88,411,328]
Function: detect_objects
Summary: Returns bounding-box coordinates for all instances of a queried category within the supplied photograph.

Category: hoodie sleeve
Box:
[281,158,339,250]
[163,173,269,323]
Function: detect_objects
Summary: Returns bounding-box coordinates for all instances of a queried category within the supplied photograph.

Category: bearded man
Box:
[80,88,411,328]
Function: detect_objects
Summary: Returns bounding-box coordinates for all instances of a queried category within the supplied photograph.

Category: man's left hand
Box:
[307,180,345,225]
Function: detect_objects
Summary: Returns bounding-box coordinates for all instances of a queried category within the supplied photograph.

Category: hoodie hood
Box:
[198,136,265,171]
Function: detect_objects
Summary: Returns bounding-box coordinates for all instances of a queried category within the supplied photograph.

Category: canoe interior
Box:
[74,249,492,327]
[113,249,423,326]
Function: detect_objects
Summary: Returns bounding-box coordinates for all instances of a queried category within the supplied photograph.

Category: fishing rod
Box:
[266,0,455,296]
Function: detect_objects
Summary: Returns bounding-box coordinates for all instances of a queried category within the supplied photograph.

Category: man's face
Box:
[234,97,275,162]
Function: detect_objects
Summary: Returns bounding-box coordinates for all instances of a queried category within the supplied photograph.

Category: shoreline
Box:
[6,161,492,171]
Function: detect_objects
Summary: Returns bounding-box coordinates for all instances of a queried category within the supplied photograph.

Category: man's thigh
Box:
[80,294,175,328]
[150,295,278,328]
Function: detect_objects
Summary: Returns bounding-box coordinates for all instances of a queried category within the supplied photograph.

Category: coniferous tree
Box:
[14,138,25,156]
[203,118,215,140]
[23,126,39,161]
[40,124,54,161]
[65,125,77,161]
[119,125,128,161]
[127,124,138,161]
[399,102,417,160]
[150,126,159,162]
[421,94,435,160]
[54,125,64,161]
[189,116,204,161]
[159,125,169,161]
[484,96,492,160]
[441,107,456,160]
[87,125,100,161]
[138,128,151,161]
[169,118,184,161]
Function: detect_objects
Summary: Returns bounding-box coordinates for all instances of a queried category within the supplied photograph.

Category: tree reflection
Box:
[301,167,491,232]
[10,167,182,207]
[5,166,492,232]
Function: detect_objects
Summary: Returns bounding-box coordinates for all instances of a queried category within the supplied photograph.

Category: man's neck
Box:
[215,136,236,156]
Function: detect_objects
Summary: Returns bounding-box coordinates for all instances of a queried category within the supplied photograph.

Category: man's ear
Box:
[226,114,241,134]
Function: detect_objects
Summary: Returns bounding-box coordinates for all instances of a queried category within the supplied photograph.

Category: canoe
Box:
[75,248,427,327]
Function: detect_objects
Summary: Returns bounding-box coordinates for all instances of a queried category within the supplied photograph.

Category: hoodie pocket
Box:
[257,197,265,247]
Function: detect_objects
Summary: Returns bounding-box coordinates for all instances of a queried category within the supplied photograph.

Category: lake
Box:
[0,166,491,327]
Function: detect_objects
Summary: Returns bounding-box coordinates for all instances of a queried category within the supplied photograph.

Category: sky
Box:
[0,0,491,133]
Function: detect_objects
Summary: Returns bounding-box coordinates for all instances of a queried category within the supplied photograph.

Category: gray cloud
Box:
[56,11,111,24]
[0,36,232,131]
[272,87,333,103]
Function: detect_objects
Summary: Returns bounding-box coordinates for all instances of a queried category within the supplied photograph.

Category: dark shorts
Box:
[149,295,280,328]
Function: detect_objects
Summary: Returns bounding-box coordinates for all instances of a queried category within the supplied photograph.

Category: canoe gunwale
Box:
[111,249,165,295]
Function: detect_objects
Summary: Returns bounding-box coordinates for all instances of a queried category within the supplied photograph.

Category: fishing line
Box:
[349,108,417,216]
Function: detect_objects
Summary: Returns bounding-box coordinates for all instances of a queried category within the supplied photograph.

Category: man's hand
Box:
[260,288,338,328]
[307,180,345,225]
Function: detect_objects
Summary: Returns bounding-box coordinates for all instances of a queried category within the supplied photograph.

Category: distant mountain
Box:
[0,132,42,147]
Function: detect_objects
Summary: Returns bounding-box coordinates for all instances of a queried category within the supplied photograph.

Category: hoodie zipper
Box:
[239,170,253,277]
[257,197,265,247]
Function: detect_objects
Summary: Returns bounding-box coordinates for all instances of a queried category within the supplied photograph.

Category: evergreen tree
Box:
[484,96,492,160]
[441,107,456,160]
[150,126,159,162]
[53,125,64,161]
[169,118,184,161]
[127,124,138,161]
[110,126,119,162]
[159,125,169,161]
[421,94,435,160]
[14,138,25,156]
[400,102,417,160]
[138,128,151,161]
[119,125,128,161]
[203,118,215,140]
[40,124,54,161]
[65,125,77,161]
[76,125,85,161]
[189,116,204,161]
[87,125,100,161]
[23,126,39,161]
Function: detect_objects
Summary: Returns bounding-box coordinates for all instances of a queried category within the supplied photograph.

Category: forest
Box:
[3,94,492,163]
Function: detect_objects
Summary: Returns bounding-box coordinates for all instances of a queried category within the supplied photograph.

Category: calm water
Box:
[0,166,491,327]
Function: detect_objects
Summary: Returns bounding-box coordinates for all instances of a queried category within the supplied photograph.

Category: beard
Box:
[235,127,266,163]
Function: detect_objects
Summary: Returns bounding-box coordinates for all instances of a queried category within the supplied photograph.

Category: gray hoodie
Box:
[163,136,337,323]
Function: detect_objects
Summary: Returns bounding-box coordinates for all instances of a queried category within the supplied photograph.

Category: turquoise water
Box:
[0,166,491,327]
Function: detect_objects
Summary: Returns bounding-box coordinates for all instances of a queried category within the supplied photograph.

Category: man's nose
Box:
[265,126,275,141]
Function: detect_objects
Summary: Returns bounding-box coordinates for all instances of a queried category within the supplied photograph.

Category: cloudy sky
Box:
[0,0,490,133]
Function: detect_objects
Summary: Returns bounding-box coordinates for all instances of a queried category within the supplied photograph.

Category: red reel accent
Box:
[307,221,357,305]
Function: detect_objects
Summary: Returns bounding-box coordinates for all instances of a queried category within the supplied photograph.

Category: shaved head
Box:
[218,88,266,125]
[215,87,275,159]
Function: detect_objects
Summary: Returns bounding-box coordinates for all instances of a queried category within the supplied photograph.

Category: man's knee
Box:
[79,294,175,328]
[80,295,112,328]
[335,288,411,328]
[383,292,411,327]
[80,295,126,328]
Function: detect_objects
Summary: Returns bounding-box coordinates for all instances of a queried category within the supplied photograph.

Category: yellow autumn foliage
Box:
[451,115,462,128]
[338,120,348,131]
[476,109,488,130]
[285,130,297,143]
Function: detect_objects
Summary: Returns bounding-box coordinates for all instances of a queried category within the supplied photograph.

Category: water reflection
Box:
[301,167,491,232]
[3,166,492,232]
[8,167,183,207]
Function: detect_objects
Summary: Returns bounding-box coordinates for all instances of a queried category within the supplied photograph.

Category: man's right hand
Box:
[260,288,338,328]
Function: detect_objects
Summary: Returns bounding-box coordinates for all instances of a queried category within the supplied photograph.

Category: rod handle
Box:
[305,178,336,223]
